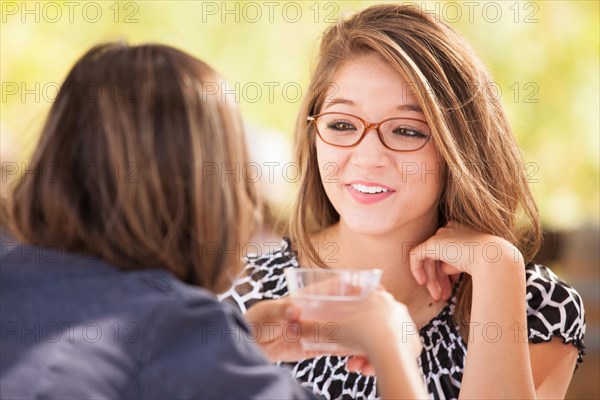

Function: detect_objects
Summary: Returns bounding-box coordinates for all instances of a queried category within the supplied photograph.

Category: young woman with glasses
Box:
[222,4,586,399]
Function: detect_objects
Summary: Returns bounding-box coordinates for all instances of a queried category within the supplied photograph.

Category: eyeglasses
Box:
[307,112,431,152]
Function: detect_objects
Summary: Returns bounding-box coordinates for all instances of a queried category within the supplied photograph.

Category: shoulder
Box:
[0,244,262,398]
[218,238,299,311]
[525,263,586,364]
[139,276,316,399]
[143,279,248,350]
[129,269,256,339]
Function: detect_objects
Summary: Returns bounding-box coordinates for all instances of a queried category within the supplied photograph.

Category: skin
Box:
[245,289,429,398]
[246,54,578,399]
[311,55,451,327]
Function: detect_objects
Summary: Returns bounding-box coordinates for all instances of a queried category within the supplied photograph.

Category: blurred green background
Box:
[1,1,599,398]
[1,0,598,229]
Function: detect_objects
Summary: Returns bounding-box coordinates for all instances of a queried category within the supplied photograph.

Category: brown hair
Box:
[290,4,542,339]
[2,42,258,293]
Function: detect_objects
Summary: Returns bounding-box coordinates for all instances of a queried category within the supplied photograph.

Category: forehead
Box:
[322,55,423,115]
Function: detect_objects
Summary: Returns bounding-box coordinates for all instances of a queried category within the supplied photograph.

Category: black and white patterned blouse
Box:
[219,238,586,400]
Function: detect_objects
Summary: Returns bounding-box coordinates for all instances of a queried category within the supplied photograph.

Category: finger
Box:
[271,297,301,322]
[409,245,427,285]
[346,356,367,371]
[304,350,327,359]
[424,258,442,301]
[410,234,457,274]
[284,303,301,321]
[346,356,363,372]
[360,363,376,376]
[295,320,339,342]
[246,297,299,326]
[316,349,353,357]
[346,356,376,376]
[440,261,463,277]
[436,260,452,301]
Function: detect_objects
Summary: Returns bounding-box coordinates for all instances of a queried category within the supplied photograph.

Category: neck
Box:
[312,214,439,306]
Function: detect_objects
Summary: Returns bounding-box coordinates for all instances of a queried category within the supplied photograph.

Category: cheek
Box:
[397,150,443,191]
[316,141,347,184]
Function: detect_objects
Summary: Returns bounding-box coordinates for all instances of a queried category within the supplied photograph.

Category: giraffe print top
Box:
[219,238,586,400]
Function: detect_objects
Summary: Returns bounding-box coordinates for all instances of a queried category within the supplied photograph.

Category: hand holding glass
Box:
[284,268,383,353]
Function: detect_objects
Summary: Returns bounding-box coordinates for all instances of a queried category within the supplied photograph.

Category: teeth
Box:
[351,184,389,194]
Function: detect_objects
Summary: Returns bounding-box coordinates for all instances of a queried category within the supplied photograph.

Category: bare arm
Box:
[296,291,430,399]
[367,339,429,400]
[530,338,578,399]
[460,256,580,399]
[410,221,582,399]
[459,256,536,398]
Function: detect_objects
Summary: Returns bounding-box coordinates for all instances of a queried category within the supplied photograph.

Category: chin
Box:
[341,214,398,236]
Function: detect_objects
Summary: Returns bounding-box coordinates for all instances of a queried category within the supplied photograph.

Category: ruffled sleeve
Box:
[218,238,297,313]
[525,263,586,368]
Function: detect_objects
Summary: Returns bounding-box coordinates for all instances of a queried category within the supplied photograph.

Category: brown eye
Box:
[392,127,427,138]
[327,121,357,131]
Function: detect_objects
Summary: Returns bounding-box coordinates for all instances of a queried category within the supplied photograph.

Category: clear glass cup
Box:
[284,268,383,353]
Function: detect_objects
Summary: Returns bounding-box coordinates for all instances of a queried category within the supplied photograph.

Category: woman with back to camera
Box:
[221,4,586,399]
[0,42,425,399]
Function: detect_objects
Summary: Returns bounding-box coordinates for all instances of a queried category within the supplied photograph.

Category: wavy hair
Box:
[289,4,541,338]
[2,42,258,293]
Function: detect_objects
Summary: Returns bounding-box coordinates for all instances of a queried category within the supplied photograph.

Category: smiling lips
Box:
[346,181,395,204]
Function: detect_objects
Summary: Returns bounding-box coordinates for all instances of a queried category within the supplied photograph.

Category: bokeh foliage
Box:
[1,0,598,228]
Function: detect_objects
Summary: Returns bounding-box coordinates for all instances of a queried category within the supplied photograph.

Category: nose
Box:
[350,127,388,168]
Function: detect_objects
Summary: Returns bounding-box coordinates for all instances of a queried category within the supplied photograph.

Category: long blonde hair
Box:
[2,43,258,293]
[290,4,541,339]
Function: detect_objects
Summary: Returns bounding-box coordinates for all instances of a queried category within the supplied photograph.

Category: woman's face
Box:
[315,55,442,236]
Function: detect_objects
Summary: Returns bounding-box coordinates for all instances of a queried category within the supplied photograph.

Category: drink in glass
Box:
[284,268,382,353]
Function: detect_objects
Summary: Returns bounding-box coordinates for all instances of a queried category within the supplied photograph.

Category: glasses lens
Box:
[380,118,430,151]
[315,113,364,146]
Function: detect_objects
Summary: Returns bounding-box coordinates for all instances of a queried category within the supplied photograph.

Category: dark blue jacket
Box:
[0,238,315,399]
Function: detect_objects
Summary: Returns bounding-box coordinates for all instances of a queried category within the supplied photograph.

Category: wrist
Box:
[366,325,422,364]
[471,254,526,291]
[368,340,428,398]
[471,238,525,281]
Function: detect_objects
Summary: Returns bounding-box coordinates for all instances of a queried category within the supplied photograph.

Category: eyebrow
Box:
[322,98,424,113]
